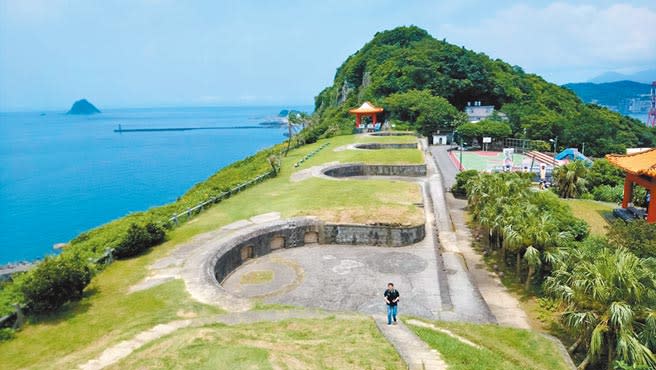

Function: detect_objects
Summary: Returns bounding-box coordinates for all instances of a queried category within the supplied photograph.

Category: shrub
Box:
[592,184,623,203]
[113,222,166,259]
[451,170,479,196]
[0,328,14,341]
[586,158,624,190]
[607,219,656,259]
[20,254,93,313]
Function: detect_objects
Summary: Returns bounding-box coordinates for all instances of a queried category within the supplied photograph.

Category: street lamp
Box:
[454,130,464,172]
[549,137,558,158]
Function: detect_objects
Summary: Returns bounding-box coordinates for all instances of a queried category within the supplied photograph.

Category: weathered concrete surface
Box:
[223,244,444,319]
[354,143,418,150]
[322,163,427,178]
[424,142,495,323]
[428,143,531,329]
[374,315,447,370]
[323,223,425,246]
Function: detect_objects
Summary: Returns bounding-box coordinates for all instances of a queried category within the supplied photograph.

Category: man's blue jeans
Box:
[387,304,398,324]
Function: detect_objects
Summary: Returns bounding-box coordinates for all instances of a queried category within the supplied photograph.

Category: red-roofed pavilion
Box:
[606,148,656,223]
[349,102,384,129]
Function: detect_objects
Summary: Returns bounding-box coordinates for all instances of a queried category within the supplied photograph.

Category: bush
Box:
[607,219,656,259]
[113,223,166,259]
[0,328,14,341]
[586,158,624,190]
[592,184,624,203]
[20,254,93,313]
[451,170,479,196]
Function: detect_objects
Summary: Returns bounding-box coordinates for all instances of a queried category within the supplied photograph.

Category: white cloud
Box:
[437,2,656,82]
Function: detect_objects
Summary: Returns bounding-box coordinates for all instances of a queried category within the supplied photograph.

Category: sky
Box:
[0,0,655,111]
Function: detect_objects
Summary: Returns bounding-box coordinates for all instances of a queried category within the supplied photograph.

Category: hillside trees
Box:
[383,89,467,137]
[313,26,656,155]
[456,119,512,145]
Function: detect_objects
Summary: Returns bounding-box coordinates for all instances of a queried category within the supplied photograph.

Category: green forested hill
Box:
[311,26,655,156]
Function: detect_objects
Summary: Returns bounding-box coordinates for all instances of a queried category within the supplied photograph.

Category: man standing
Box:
[384,283,400,325]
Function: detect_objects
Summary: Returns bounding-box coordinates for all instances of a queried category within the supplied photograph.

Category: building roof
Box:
[349,101,384,114]
[606,148,656,177]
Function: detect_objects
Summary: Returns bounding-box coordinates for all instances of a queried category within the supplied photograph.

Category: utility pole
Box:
[552,137,558,158]
[459,136,464,172]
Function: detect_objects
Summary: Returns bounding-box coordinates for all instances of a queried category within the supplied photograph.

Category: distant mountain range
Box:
[587,69,656,84]
[562,80,652,114]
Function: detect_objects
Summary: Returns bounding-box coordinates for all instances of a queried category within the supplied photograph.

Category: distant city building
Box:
[464,101,507,122]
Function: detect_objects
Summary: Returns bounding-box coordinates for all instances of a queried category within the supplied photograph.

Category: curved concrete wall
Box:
[354,143,418,150]
[322,163,427,178]
[369,132,415,137]
[210,218,425,284]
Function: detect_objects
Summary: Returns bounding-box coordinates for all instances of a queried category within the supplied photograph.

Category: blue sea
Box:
[0,106,310,264]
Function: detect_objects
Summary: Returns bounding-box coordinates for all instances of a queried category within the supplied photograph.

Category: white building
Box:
[465,101,507,122]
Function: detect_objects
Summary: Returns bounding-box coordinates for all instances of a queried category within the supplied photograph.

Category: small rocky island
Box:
[67,99,101,115]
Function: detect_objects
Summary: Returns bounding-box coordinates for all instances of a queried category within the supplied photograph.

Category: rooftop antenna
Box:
[648,81,656,128]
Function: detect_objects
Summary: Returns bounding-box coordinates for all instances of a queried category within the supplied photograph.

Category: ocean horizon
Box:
[0,105,311,265]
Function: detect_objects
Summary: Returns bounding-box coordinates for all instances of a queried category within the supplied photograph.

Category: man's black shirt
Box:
[384,289,400,306]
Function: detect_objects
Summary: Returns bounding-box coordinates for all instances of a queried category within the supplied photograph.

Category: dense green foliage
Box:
[545,238,656,369]
[456,119,512,145]
[451,169,479,196]
[113,223,166,259]
[587,159,625,190]
[383,89,467,137]
[562,81,651,108]
[314,26,656,156]
[19,254,94,313]
[466,172,656,369]
[553,161,589,199]
[607,220,656,259]
[466,172,587,289]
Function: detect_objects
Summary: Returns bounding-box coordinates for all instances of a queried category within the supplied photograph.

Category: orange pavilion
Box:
[606,148,656,223]
[349,102,383,130]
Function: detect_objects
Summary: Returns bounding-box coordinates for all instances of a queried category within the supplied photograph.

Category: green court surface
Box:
[453,151,529,171]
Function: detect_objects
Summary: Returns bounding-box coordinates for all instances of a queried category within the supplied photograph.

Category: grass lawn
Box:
[0,134,423,369]
[108,316,403,370]
[407,319,571,370]
[561,199,615,236]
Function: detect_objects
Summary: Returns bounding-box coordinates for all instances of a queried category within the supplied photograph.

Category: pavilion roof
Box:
[349,101,384,114]
[606,148,656,177]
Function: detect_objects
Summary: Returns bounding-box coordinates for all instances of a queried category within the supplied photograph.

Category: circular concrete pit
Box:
[353,143,418,150]
[321,163,427,178]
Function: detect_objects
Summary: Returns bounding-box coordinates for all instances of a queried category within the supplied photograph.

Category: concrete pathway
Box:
[374,314,448,370]
[79,309,334,370]
[427,144,531,329]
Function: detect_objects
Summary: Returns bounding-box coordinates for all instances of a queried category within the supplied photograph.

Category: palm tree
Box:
[553,161,588,199]
[523,246,541,290]
[545,242,656,369]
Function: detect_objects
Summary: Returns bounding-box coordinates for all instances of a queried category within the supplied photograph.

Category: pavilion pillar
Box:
[648,188,656,223]
[622,176,633,208]
[355,114,361,128]
[372,113,377,125]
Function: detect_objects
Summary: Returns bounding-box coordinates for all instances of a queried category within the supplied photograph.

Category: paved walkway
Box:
[374,314,448,370]
[427,144,531,329]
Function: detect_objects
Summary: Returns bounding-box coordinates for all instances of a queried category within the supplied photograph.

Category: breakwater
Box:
[114,125,276,133]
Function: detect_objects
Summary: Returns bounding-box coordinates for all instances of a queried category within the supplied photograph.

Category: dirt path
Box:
[374,314,448,370]
[78,309,335,370]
